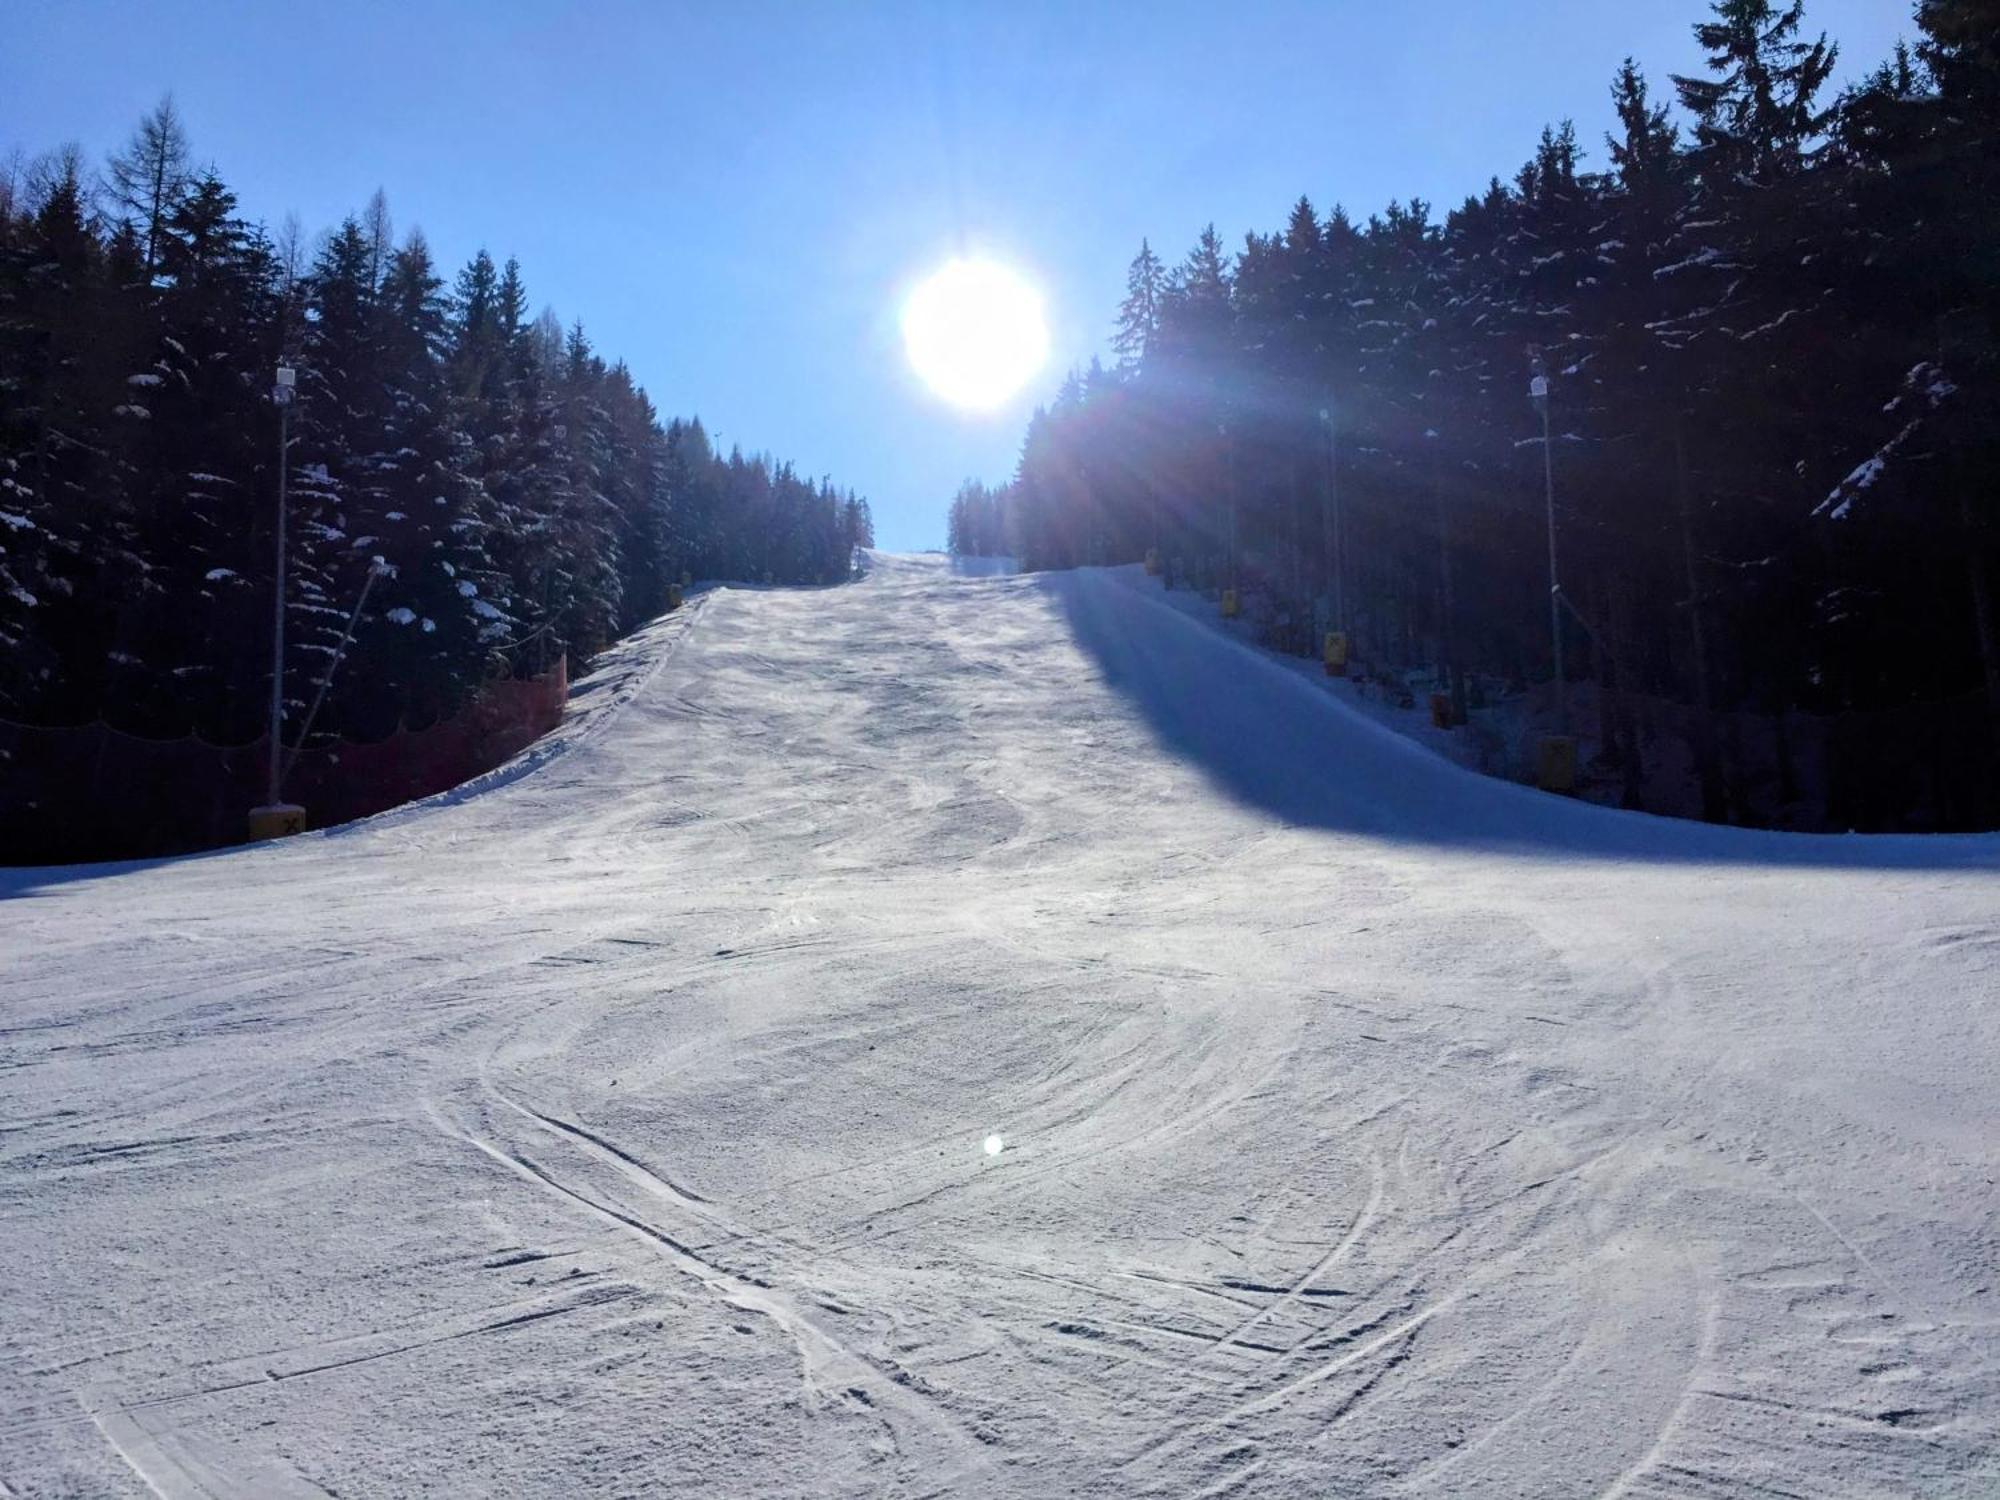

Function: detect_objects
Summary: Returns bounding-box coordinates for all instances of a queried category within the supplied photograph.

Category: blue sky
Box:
[6,0,1911,550]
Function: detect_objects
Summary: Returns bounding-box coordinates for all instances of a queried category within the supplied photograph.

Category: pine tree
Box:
[1111,240,1164,372]
[123,170,279,735]
[283,218,381,739]
[449,249,501,407]
[1672,1,1838,182]
[104,94,192,281]
[362,189,393,295]
[1174,224,1231,309]
[348,231,502,728]
[0,156,146,720]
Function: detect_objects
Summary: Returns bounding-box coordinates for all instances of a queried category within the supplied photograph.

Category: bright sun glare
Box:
[902,259,1049,412]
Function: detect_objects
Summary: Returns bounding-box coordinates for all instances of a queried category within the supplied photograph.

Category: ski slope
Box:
[3,552,1997,1498]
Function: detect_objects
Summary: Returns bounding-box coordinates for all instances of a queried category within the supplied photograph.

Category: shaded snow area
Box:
[4,552,1998,1497]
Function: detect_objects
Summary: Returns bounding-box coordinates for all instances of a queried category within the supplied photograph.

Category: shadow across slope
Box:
[1049,566,2000,873]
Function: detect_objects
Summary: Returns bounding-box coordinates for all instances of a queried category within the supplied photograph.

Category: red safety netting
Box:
[1,659,567,865]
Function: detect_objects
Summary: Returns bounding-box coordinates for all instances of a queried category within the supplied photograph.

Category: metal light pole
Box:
[1530,365,1565,737]
[1214,419,1242,617]
[249,365,304,839]
[268,366,294,803]
[1319,401,1343,634]
[1225,425,1237,589]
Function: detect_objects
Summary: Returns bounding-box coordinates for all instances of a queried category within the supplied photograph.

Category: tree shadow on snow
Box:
[1047,568,2000,873]
[0,845,247,900]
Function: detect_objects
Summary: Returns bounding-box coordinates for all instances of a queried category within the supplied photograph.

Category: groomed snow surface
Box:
[3,552,1997,1498]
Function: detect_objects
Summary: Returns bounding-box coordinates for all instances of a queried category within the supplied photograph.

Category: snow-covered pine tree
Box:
[342,230,506,732]
[122,170,280,737]
[0,155,148,723]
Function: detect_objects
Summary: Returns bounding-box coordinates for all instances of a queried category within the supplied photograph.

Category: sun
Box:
[902,258,1049,412]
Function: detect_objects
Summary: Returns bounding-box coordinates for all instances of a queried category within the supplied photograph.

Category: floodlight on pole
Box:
[1529,359,1565,738]
[250,362,305,839]
[1218,420,1237,592]
[1319,400,1342,634]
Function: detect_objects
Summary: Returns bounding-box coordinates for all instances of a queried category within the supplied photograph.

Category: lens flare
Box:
[902,259,1049,412]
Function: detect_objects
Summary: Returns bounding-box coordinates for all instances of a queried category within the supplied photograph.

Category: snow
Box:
[1,553,1996,1497]
[1653,247,1725,278]
[1735,306,1801,340]
[202,568,237,582]
[1815,363,1959,522]
[384,606,417,625]
[1827,455,1889,519]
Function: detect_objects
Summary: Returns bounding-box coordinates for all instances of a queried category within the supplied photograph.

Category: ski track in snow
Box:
[2,552,1997,1497]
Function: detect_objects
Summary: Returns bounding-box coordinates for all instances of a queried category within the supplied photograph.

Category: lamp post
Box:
[268,365,294,803]
[250,365,305,839]
[1530,362,1565,737]
[1319,400,1342,634]
[1216,419,1241,617]
[1224,422,1237,588]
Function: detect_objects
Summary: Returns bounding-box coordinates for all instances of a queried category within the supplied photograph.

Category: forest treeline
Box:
[949,0,1999,828]
[0,103,872,746]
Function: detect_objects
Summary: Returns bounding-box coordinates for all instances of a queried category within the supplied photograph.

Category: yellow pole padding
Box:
[1322,630,1348,675]
[247,803,306,841]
